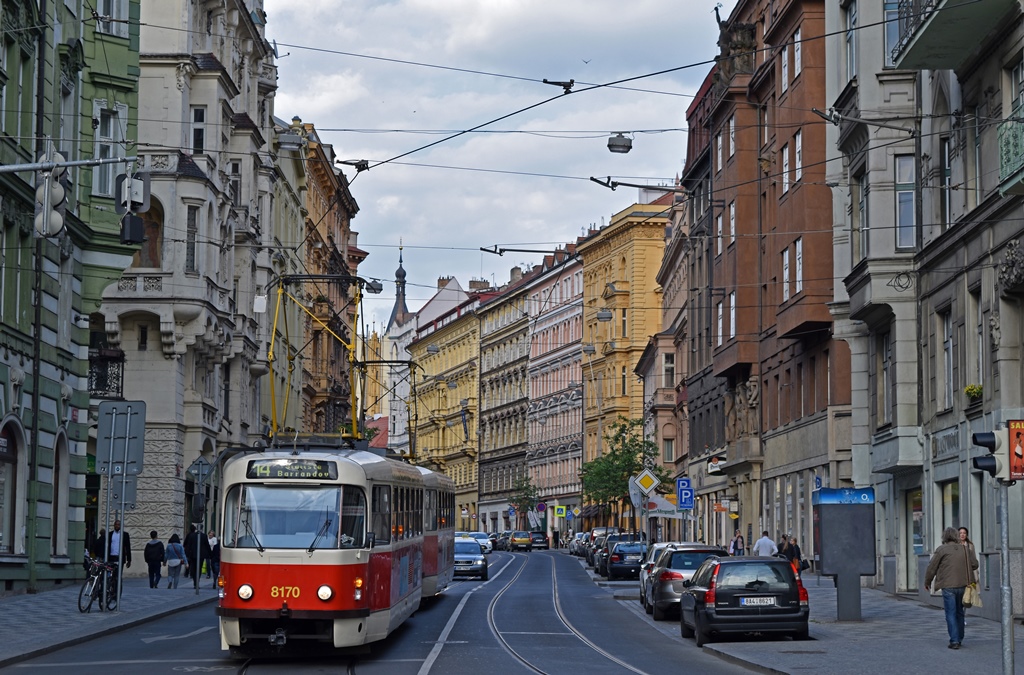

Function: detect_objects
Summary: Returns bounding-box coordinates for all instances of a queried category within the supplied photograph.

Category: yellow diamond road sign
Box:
[636,469,660,495]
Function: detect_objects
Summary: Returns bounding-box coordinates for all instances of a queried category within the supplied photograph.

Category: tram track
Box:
[485,551,653,675]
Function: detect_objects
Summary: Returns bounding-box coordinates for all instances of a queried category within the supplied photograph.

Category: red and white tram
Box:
[216,440,452,655]
[416,466,455,598]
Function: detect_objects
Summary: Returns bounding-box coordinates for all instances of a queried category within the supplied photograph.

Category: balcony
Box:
[893,0,1017,70]
[998,117,1024,195]
[88,348,125,399]
[870,426,924,474]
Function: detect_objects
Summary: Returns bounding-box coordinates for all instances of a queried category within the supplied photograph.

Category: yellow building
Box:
[577,201,669,465]
[409,291,487,531]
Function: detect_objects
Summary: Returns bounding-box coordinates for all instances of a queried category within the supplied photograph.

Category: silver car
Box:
[645,543,728,620]
[454,539,488,580]
[468,531,493,553]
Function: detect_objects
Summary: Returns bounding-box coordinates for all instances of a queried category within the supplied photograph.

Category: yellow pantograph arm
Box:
[282,289,352,348]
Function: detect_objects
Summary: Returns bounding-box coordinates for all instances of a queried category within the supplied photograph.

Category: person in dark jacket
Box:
[107,520,132,583]
[143,530,165,588]
[784,536,803,567]
[925,526,979,649]
[183,525,211,589]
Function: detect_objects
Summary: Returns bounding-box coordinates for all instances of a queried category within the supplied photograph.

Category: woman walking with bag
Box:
[164,533,186,589]
[924,527,979,649]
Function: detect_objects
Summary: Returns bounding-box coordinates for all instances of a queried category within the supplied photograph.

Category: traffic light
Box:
[972,428,1009,480]
[33,153,67,238]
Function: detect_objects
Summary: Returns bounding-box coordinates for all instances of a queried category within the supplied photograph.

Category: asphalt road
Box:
[3,551,752,674]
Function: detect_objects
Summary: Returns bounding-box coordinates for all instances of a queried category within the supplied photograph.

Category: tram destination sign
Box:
[246,459,338,480]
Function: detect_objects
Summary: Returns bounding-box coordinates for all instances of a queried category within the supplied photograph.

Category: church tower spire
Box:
[386,243,411,332]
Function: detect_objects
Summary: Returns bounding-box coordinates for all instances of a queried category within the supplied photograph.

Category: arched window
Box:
[51,436,70,557]
[0,424,23,554]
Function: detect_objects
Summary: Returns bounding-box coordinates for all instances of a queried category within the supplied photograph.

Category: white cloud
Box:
[263,0,737,326]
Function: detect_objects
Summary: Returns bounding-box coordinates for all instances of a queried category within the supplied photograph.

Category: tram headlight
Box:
[238,584,254,601]
[317,585,334,601]
[353,576,364,601]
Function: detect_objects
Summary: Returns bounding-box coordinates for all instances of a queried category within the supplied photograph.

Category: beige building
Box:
[577,199,669,528]
[410,284,487,531]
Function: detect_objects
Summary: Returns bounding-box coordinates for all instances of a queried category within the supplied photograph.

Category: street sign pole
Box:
[998,479,1014,675]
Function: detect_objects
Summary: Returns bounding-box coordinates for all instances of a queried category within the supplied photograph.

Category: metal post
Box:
[102,408,117,611]
[115,405,132,612]
[998,480,1014,675]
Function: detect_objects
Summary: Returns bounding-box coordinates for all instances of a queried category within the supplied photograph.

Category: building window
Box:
[884,1,899,67]
[716,133,722,171]
[185,205,199,273]
[794,27,802,75]
[229,160,241,206]
[621,308,627,338]
[716,213,723,255]
[729,291,736,339]
[1012,57,1024,115]
[941,310,954,410]
[0,429,18,554]
[895,155,916,248]
[794,130,802,181]
[728,115,735,157]
[663,438,674,463]
[781,143,790,193]
[879,331,892,425]
[970,290,983,387]
[663,353,675,388]
[795,238,803,294]
[851,173,869,262]
[782,248,790,302]
[729,201,736,244]
[781,44,789,92]
[940,137,951,229]
[97,0,129,38]
[845,1,858,81]
[92,102,126,197]
[717,302,723,346]
[191,107,206,154]
[621,366,627,397]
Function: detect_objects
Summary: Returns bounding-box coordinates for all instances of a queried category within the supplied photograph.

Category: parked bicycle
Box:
[78,553,118,613]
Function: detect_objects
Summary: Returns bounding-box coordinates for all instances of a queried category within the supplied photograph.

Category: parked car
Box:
[606,542,647,580]
[488,532,499,549]
[586,534,608,567]
[570,532,587,556]
[469,531,492,553]
[453,539,489,580]
[597,533,647,577]
[496,531,512,551]
[646,544,728,620]
[638,541,680,610]
[680,555,810,646]
[530,532,549,550]
[509,531,532,551]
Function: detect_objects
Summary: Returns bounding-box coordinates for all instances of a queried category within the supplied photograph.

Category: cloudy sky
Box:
[262,0,738,329]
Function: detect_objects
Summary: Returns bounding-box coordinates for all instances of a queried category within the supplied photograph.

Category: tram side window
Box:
[425,489,437,532]
[340,488,366,549]
[372,485,391,544]
[415,488,423,536]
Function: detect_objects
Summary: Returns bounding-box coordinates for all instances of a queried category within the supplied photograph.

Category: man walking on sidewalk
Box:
[924,526,979,650]
[752,530,778,556]
[144,531,165,588]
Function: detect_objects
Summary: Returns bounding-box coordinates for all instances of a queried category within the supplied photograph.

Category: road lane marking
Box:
[142,626,215,643]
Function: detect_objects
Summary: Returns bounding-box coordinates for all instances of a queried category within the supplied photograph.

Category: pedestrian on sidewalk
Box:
[164,533,186,589]
[144,531,165,588]
[729,529,745,556]
[184,525,211,589]
[785,536,805,570]
[924,526,979,650]
[107,520,132,584]
[207,530,220,579]
[752,530,778,556]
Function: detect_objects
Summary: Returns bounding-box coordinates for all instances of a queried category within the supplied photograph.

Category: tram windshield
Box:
[223,484,367,550]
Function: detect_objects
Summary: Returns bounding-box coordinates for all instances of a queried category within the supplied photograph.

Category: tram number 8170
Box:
[270,586,301,598]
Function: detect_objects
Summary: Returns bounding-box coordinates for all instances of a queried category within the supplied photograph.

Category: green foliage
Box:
[508,474,538,515]
[964,383,983,399]
[581,417,672,519]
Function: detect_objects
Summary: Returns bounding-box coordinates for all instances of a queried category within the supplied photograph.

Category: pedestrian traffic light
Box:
[972,428,1009,480]
[33,153,67,238]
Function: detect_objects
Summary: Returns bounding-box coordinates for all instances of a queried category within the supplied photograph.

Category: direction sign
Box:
[96,400,147,475]
[188,456,212,483]
[678,488,695,511]
[635,469,660,495]
[508,507,516,517]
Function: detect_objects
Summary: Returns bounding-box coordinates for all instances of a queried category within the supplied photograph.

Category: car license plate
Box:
[740,596,776,606]
[626,555,640,562]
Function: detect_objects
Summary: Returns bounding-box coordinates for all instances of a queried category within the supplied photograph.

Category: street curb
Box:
[0,595,218,669]
[703,645,791,675]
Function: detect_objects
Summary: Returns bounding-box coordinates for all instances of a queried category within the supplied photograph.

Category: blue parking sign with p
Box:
[677,477,694,510]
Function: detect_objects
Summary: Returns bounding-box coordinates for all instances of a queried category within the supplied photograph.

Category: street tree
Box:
[582,416,672,528]
[508,473,539,530]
